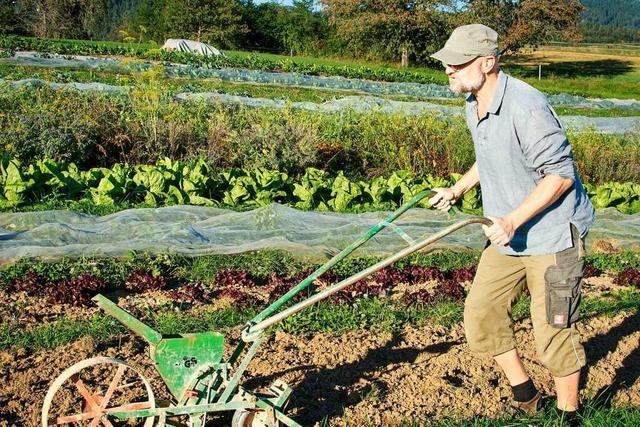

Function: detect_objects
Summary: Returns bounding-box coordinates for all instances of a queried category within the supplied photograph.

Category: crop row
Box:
[3,81,638,184]
[1,157,639,214]
[7,260,626,311]
[3,266,467,308]
[0,36,441,85]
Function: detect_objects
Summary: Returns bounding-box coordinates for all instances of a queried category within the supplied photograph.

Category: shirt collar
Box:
[488,70,508,115]
[465,70,508,115]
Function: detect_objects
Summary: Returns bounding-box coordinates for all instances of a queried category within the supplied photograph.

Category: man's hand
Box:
[482,216,516,246]
[428,188,458,212]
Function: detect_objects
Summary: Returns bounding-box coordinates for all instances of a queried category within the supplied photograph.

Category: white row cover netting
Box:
[1,77,128,93]
[3,52,640,111]
[176,92,640,134]
[161,39,223,57]
[2,78,638,134]
[0,205,637,264]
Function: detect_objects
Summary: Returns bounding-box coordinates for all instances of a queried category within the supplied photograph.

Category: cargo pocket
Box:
[544,257,584,329]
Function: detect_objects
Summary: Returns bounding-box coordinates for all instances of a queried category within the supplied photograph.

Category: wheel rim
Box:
[41,356,156,427]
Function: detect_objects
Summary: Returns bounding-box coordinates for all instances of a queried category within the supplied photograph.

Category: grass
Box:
[6,35,640,100]
[541,43,640,57]
[503,48,640,99]
[224,48,448,84]
[407,403,640,426]
[2,288,637,352]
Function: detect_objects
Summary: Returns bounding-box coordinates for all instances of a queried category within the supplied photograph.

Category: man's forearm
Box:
[506,175,574,230]
[451,162,480,199]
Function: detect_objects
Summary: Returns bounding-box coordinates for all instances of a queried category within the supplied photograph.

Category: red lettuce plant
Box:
[434,280,466,302]
[125,268,166,292]
[215,269,257,288]
[449,266,476,283]
[402,289,436,306]
[47,273,108,306]
[404,265,445,283]
[583,264,603,278]
[7,272,47,294]
[613,268,640,288]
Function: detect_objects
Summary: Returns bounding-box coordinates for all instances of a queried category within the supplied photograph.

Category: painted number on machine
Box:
[183,356,198,368]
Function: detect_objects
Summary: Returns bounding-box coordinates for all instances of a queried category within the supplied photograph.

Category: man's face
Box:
[444,57,485,94]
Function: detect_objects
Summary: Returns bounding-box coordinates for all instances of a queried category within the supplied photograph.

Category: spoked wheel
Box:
[41,357,157,427]
[231,409,279,427]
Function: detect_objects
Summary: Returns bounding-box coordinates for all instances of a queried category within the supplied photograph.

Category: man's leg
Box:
[554,370,580,411]
[523,235,586,412]
[465,245,527,358]
[464,245,537,403]
[494,348,529,386]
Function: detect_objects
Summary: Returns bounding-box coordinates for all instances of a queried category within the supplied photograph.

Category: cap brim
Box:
[430,48,478,66]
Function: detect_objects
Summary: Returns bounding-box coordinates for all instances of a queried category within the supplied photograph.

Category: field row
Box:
[2,159,640,215]
[0,36,444,86]
[2,249,639,425]
[3,36,640,101]
[2,84,638,184]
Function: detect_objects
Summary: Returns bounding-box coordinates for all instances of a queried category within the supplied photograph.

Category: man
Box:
[428,24,595,424]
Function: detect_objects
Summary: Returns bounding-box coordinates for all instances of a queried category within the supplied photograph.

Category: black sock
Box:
[511,378,538,402]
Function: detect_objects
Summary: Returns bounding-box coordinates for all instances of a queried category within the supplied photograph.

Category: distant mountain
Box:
[581,0,640,29]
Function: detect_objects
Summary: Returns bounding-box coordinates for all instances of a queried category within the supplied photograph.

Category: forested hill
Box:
[581,0,640,29]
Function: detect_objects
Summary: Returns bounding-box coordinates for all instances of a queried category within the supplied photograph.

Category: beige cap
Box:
[430,24,499,66]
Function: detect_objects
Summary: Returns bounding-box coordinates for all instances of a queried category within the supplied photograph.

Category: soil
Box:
[0,276,638,426]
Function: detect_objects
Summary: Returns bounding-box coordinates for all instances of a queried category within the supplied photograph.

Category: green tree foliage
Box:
[0,0,23,34]
[276,0,329,56]
[162,0,247,48]
[320,0,457,66]
[579,23,640,43]
[16,0,108,39]
[241,0,330,55]
[579,0,640,43]
[122,0,166,42]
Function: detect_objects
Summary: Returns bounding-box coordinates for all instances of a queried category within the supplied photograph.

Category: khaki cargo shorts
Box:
[464,224,586,377]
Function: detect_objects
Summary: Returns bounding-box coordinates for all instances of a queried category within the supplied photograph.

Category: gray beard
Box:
[449,72,486,94]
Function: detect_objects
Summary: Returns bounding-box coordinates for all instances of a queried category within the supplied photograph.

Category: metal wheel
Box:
[41,357,156,426]
[231,409,279,427]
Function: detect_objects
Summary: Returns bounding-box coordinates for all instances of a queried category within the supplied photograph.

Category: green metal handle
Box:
[245,190,436,329]
[242,214,493,341]
[92,294,163,345]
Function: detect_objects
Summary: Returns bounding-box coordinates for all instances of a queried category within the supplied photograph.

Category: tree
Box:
[0,1,20,34]
[320,0,458,66]
[464,0,585,54]
[276,0,328,56]
[240,0,330,56]
[162,0,247,48]
[15,0,107,39]
[241,0,283,51]
[124,0,166,42]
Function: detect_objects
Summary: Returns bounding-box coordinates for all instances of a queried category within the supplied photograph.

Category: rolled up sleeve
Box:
[517,107,575,179]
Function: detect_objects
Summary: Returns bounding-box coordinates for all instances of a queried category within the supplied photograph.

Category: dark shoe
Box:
[510,391,544,415]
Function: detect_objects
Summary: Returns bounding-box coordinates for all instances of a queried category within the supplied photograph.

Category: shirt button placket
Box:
[478,119,487,146]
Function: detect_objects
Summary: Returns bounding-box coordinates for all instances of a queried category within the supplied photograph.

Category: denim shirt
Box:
[465,71,595,256]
